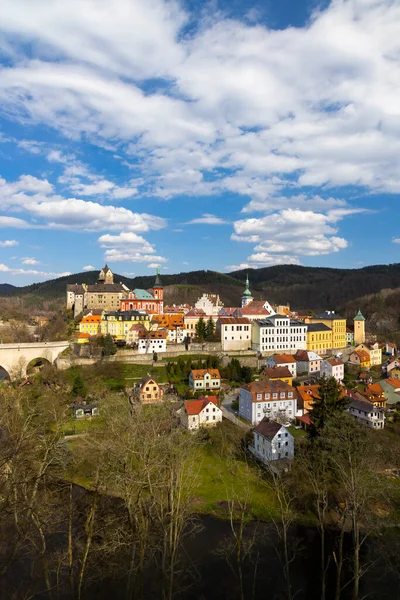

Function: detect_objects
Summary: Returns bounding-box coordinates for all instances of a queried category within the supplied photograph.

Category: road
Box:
[221,389,251,430]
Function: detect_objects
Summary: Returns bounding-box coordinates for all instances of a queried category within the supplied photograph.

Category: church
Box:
[119,268,164,314]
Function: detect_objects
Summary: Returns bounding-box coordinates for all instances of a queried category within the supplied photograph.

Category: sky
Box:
[0,0,399,285]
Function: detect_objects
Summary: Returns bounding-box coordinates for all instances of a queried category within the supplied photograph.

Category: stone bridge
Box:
[0,341,70,380]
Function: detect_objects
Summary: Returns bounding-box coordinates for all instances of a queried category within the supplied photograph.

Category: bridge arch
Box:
[0,364,11,382]
[0,341,70,381]
[26,356,52,375]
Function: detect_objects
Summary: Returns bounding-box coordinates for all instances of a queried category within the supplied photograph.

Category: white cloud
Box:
[83,265,95,271]
[0,216,31,229]
[393,238,400,244]
[104,249,167,264]
[0,239,18,247]
[98,231,155,253]
[186,213,229,225]
[22,257,39,265]
[0,263,70,277]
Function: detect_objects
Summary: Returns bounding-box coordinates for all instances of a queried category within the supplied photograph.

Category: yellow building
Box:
[259,366,293,386]
[79,314,101,336]
[309,312,346,349]
[306,323,333,354]
[350,349,370,369]
[355,342,382,367]
[101,310,150,341]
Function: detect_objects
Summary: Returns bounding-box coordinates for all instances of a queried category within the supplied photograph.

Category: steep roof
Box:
[261,367,293,379]
[354,309,365,321]
[139,330,167,339]
[326,357,344,367]
[348,397,380,413]
[87,283,126,293]
[307,323,332,333]
[242,380,295,400]
[270,354,296,364]
[218,317,251,325]
[190,369,221,380]
[185,308,206,317]
[294,350,322,362]
[131,288,155,300]
[352,349,370,362]
[184,396,219,415]
[385,378,400,390]
[253,418,284,441]
[154,267,163,289]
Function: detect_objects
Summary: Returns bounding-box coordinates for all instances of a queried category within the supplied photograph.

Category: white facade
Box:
[295,351,322,375]
[138,337,167,354]
[239,383,297,425]
[218,318,252,351]
[252,316,307,355]
[251,424,294,463]
[164,327,187,344]
[195,294,224,316]
[188,369,221,391]
[320,358,344,382]
[347,399,385,429]
[180,399,223,430]
[266,355,297,378]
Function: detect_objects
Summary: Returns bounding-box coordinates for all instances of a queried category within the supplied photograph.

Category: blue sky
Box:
[0,0,399,285]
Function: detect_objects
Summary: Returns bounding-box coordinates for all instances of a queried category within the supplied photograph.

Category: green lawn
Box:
[287,425,307,440]
[120,363,168,382]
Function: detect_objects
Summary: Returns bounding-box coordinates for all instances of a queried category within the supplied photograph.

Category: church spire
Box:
[241,273,253,307]
[154,265,163,288]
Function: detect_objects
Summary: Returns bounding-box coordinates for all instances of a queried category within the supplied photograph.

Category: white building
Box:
[250,419,294,464]
[320,357,344,382]
[266,354,297,378]
[294,350,323,375]
[138,330,167,354]
[252,316,307,355]
[239,381,297,426]
[347,397,385,429]
[188,369,221,391]
[217,317,252,351]
[179,396,223,430]
[195,294,224,316]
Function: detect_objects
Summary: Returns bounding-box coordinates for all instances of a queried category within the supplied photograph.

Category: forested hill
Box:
[2,263,400,312]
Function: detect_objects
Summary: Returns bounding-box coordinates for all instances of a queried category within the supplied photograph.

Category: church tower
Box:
[241,274,253,308]
[98,264,114,285]
[353,309,366,345]
[153,266,164,314]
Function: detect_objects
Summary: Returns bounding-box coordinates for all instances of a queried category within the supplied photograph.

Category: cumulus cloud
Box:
[0,239,18,247]
[22,257,40,265]
[186,213,229,225]
[103,249,167,264]
[0,263,70,277]
[83,265,95,271]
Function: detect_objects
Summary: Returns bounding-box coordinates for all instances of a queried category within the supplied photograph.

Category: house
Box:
[151,314,186,343]
[126,323,147,345]
[356,383,386,408]
[179,396,222,430]
[184,308,208,339]
[383,358,400,376]
[359,373,373,385]
[74,332,91,344]
[297,383,346,414]
[308,312,347,349]
[250,419,294,464]
[259,366,293,386]
[266,354,297,378]
[294,350,323,375]
[349,349,370,369]
[79,313,102,336]
[217,317,252,351]
[306,323,333,354]
[390,368,400,380]
[195,293,224,316]
[133,376,164,404]
[380,378,400,406]
[239,380,297,425]
[138,330,167,354]
[189,369,221,391]
[320,357,344,382]
[73,403,98,419]
[346,327,354,345]
[355,342,382,367]
[385,342,397,356]
[252,316,307,355]
[346,397,385,429]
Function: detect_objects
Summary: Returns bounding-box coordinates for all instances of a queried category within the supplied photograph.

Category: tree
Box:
[100,334,117,356]
[195,317,206,342]
[72,373,87,397]
[205,317,215,340]
[153,351,158,364]
[308,376,346,436]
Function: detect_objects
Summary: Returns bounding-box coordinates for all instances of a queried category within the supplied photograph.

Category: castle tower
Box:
[153,266,164,314]
[353,309,366,345]
[241,274,253,308]
[98,264,114,285]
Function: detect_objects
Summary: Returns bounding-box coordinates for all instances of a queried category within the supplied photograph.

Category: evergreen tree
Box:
[72,373,87,397]
[195,317,206,341]
[309,376,347,437]
[101,334,117,356]
[205,317,215,340]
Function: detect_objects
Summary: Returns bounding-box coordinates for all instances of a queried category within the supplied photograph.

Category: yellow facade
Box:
[79,315,101,336]
[306,329,333,353]
[101,312,150,340]
[355,343,382,367]
[309,317,346,349]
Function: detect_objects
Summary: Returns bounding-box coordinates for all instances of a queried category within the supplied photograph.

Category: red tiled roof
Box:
[271,354,296,364]
[139,330,167,339]
[218,317,251,324]
[190,369,221,380]
[184,396,218,415]
[326,357,344,367]
[261,366,293,379]
[185,308,206,317]
[386,378,400,389]
[297,414,313,425]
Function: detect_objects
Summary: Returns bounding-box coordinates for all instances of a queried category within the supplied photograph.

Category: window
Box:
[273,393,278,399]
[280,392,285,398]
[265,393,270,399]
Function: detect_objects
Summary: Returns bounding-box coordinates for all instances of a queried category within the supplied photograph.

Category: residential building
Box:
[356,383,386,408]
[241,274,254,307]
[350,349,370,369]
[320,357,344,382]
[239,380,297,425]
[353,309,366,345]
[179,396,222,430]
[151,314,186,343]
[266,354,297,378]
[390,368,400,380]
[355,342,382,367]
[138,330,167,354]
[195,293,224,316]
[297,383,346,414]
[380,378,400,405]
[252,316,307,355]
[74,332,91,344]
[184,308,209,339]
[101,310,150,340]
[359,373,373,385]
[346,327,354,345]
[306,323,333,354]
[309,312,347,349]
[385,342,397,356]
[383,358,400,375]
[133,376,164,404]
[347,397,385,429]
[294,350,323,375]
[217,317,252,351]
[120,269,164,315]
[250,419,294,464]
[73,404,98,419]
[234,299,276,321]
[126,323,147,345]
[189,369,221,391]
[79,313,101,336]
[259,366,293,386]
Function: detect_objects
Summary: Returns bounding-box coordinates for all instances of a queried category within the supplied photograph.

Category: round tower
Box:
[153,266,164,314]
[353,309,366,345]
[241,274,253,308]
